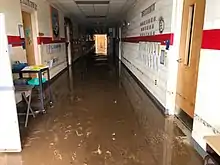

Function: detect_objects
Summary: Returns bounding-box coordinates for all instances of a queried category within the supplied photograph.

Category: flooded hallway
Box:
[1,55,203,164]
[1,0,220,164]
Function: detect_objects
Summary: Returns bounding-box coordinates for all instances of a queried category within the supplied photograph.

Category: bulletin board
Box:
[50,6,60,40]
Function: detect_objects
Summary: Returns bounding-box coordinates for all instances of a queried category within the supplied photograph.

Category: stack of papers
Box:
[22,65,48,71]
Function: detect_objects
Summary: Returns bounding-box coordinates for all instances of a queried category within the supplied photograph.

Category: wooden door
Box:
[176,0,205,118]
[22,11,36,65]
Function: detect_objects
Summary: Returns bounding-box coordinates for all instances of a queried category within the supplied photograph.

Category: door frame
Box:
[95,34,107,55]
[118,27,122,60]
[65,23,72,66]
[21,5,39,65]
[175,0,206,128]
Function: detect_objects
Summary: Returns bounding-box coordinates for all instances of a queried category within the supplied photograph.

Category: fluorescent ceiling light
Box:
[86,16,106,18]
[75,1,110,5]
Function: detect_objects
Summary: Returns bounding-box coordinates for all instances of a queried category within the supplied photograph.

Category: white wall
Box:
[122,0,220,155]
[36,0,66,78]
[0,0,27,62]
[0,0,67,79]
[192,0,220,151]
[0,1,22,36]
[30,0,67,78]
[122,0,175,112]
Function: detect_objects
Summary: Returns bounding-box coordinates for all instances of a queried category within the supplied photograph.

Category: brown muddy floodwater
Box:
[0,55,203,165]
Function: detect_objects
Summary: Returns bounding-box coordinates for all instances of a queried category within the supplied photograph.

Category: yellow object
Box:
[22,65,48,71]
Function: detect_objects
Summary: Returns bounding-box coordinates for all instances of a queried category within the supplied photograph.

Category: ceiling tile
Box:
[48,0,137,25]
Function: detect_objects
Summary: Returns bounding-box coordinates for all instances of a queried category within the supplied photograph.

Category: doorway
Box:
[65,24,72,66]
[22,11,36,65]
[176,0,205,128]
[95,34,107,55]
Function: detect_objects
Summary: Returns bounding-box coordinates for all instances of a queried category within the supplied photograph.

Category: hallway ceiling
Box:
[47,0,137,26]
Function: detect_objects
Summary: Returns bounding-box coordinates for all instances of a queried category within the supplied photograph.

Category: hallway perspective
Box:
[0,55,203,165]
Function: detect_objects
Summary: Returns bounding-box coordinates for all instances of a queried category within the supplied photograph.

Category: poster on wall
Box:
[160,50,165,65]
[50,6,60,40]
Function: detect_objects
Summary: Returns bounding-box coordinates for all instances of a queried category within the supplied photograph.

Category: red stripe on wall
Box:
[7,36,66,47]
[37,37,66,44]
[123,29,220,50]
[202,29,220,50]
[7,36,24,47]
[123,33,174,45]
[7,29,220,49]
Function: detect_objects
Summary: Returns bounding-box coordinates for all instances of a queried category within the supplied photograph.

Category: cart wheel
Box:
[42,110,47,114]
[49,101,54,108]
[204,155,215,165]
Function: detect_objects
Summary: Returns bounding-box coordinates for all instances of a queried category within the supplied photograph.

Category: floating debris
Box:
[114,100,117,104]
[27,137,40,141]
[116,120,124,123]
[112,133,116,141]
[31,130,41,135]
[74,96,82,102]
[93,145,102,155]
[67,125,72,129]
[86,131,92,137]
[54,150,62,160]
[24,143,31,147]
[75,130,83,137]
[106,151,112,156]
[72,152,76,161]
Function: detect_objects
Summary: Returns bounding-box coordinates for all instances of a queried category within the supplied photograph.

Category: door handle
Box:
[177,58,183,63]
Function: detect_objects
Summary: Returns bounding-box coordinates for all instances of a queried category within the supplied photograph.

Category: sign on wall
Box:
[141,3,156,17]
[46,44,63,54]
[140,3,157,36]
[20,0,37,10]
[50,6,60,40]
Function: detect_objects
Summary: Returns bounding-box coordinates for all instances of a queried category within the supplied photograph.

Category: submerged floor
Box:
[0,55,203,165]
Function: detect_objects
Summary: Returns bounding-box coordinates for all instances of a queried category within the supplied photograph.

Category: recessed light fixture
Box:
[75,1,110,5]
[86,16,106,18]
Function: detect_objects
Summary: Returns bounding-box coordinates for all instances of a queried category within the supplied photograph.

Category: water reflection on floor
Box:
[0,56,202,165]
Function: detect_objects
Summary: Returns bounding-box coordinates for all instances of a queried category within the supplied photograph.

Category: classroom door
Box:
[176,0,205,118]
[22,11,36,65]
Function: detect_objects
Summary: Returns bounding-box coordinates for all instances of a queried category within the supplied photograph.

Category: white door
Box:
[0,13,21,152]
